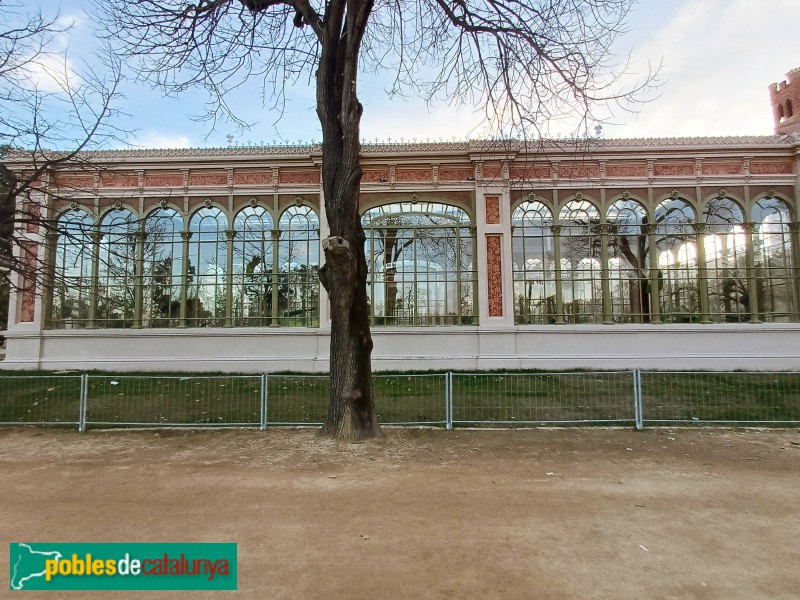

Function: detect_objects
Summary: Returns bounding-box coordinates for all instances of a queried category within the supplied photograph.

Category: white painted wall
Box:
[4,324,800,372]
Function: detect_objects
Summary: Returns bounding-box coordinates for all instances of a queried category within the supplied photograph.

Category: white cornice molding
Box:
[5,135,798,165]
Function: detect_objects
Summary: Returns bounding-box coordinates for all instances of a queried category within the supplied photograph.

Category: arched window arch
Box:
[50,209,94,328]
[753,197,795,321]
[278,205,320,326]
[187,207,227,327]
[362,201,474,325]
[142,207,184,327]
[512,199,554,324]
[606,199,649,322]
[655,197,698,322]
[232,206,275,326]
[559,199,601,323]
[704,197,747,322]
[97,209,137,327]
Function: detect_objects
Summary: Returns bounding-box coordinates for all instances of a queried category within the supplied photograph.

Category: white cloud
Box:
[131,131,194,149]
[610,0,800,137]
[21,54,80,93]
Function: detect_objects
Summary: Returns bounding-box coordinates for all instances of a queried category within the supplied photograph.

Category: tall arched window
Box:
[278,205,320,326]
[512,199,554,324]
[606,199,649,322]
[559,200,601,323]
[704,197,747,322]
[187,207,228,327]
[142,207,184,327]
[363,201,474,326]
[655,198,698,322]
[50,209,94,328]
[97,208,137,327]
[232,206,275,326]
[753,197,795,322]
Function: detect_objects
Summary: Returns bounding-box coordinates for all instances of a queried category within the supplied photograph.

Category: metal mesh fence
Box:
[266,375,328,425]
[640,371,800,424]
[85,376,262,427]
[374,373,447,425]
[2,370,800,430]
[451,371,637,425]
[0,375,82,426]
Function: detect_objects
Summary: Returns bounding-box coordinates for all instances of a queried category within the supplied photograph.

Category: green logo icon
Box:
[10,543,237,591]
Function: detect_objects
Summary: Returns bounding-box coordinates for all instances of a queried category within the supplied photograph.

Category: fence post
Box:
[633,369,643,431]
[78,374,88,433]
[445,372,453,430]
[260,373,268,431]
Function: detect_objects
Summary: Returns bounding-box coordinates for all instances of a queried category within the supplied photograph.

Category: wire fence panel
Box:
[0,376,82,426]
[373,373,447,425]
[4,370,800,430]
[85,376,262,427]
[451,371,637,425]
[640,371,800,424]
[266,375,328,425]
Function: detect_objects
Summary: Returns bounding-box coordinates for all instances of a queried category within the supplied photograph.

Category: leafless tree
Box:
[96,0,654,440]
[1,1,125,322]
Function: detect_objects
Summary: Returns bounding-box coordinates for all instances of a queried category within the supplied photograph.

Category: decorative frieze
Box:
[100,173,138,187]
[279,170,320,185]
[233,171,273,186]
[749,161,793,175]
[701,162,743,176]
[485,196,500,224]
[189,173,228,186]
[486,235,503,317]
[396,168,433,182]
[653,163,694,177]
[144,173,183,187]
[606,163,647,178]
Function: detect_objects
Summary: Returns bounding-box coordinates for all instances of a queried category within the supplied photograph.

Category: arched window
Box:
[512,199,554,324]
[142,207,184,327]
[187,207,227,327]
[97,209,137,327]
[655,198,698,322]
[606,199,649,322]
[787,100,794,118]
[753,197,795,322]
[363,201,474,326]
[704,197,747,322]
[50,209,94,328]
[232,206,275,326]
[559,200,601,323]
[278,205,320,326]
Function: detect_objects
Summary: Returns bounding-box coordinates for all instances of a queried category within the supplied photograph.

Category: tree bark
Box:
[316,0,380,440]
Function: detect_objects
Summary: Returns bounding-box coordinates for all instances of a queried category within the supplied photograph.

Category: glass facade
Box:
[512,195,797,325]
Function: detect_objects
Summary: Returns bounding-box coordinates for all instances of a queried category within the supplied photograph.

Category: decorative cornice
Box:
[5,135,798,164]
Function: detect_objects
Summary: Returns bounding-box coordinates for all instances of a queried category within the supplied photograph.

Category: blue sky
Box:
[20,0,800,148]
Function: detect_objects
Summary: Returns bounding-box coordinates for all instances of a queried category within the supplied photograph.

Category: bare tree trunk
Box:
[316,0,380,440]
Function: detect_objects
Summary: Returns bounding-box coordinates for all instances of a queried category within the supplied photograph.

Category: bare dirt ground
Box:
[2,426,799,600]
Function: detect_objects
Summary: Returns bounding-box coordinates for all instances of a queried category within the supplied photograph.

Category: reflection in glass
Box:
[363,201,474,326]
[51,210,94,328]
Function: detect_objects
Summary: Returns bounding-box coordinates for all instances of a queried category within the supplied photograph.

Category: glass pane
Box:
[232,206,275,326]
[142,208,184,327]
[512,200,555,324]
[51,210,94,329]
[278,206,320,327]
[364,202,474,326]
[97,209,137,328]
[187,207,228,327]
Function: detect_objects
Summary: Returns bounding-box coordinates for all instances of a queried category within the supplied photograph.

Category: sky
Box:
[15,0,800,149]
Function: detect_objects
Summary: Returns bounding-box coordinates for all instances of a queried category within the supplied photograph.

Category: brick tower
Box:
[770,68,800,135]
